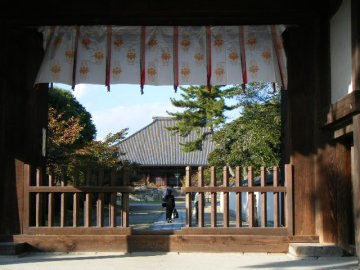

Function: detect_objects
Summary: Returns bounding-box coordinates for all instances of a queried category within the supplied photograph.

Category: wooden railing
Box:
[21,162,134,235]
[18,160,293,236]
[181,164,294,235]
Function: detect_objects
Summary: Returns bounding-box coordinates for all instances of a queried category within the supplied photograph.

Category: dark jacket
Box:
[162,189,175,219]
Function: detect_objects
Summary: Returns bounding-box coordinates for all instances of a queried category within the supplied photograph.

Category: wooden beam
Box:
[28,186,134,193]
[333,123,353,139]
[323,90,360,127]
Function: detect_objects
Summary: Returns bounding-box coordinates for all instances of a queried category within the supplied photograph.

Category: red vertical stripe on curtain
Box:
[140,26,146,94]
[72,26,80,90]
[271,25,287,90]
[206,26,212,91]
[105,26,112,92]
[173,26,179,92]
[239,26,247,92]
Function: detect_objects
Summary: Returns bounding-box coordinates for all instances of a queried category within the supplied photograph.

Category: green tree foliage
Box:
[48,87,96,146]
[47,88,129,184]
[74,130,128,169]
[208,83,281,169]
[166,85,240,152]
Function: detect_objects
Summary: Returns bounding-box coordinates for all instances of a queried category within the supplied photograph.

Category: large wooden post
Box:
[352,114,360,260]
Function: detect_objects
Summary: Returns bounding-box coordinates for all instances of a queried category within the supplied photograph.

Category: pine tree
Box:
[166,85,240,152]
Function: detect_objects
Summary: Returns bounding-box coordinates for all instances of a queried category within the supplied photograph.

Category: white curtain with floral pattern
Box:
[35,25,287,91]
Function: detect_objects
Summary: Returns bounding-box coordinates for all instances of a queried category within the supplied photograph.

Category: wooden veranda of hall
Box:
[1,0,359,257]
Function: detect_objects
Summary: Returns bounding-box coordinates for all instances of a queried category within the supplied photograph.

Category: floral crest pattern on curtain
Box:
[35,25,287,92]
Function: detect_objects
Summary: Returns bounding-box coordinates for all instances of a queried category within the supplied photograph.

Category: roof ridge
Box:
[119,116,176,143]
[152,116,175,120]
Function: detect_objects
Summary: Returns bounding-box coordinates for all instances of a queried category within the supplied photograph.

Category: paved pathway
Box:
[0,252,357,270]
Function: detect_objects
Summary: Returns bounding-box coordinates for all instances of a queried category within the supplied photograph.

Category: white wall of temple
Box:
[330,0,353,103]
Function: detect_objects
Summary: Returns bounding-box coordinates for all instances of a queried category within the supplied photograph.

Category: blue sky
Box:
[55,83,240,140]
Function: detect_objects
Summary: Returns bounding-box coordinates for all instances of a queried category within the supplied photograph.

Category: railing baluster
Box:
[110,168,117,227]
[185,166,192,227]
[210,166,217,227]
[85,192,91,227]
[35,168,43,227]
[23,164,30,233]
[73,192,79,227]
[235,166,242,227]
[273,166,279,228]
[97,169,104,227]
[261,167,267,227]
[60,167,67,227]
[85,168,92,227]
[121,168,129,227]
[48,172,54,227]
[198,167,204,227]
[248,166,254,227]
[223,166,229,228]
[73,169,79,227]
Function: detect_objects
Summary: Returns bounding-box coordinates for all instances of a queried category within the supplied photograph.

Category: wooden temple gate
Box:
[12,160,314,252]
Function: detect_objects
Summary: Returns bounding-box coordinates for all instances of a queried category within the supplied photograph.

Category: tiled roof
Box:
[118,117,215,166]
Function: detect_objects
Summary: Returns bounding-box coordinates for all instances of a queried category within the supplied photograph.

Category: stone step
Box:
[0,242,27,256]
[288,243,345,258]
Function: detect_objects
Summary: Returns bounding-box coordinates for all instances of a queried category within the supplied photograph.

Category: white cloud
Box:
[72,84,102,99]
[92,103,177,140]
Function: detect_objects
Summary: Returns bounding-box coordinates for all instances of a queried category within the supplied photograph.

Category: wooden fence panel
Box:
[181,165,293,235]
[22,163,134,234]
[21,161,292,236]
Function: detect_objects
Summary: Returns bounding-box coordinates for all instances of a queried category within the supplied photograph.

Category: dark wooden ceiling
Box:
[1,0,342,27]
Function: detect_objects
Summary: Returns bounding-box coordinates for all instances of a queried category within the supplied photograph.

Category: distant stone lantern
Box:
[174,173,180,188]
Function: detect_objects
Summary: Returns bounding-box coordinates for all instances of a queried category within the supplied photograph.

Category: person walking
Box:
[162,188,175,223]
[193,192,199,224]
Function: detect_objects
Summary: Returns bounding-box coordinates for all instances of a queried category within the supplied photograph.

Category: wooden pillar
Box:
[282,26,317,236]
[352,114,360,260]
[351,1,359,259]
[0,28,47,235]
